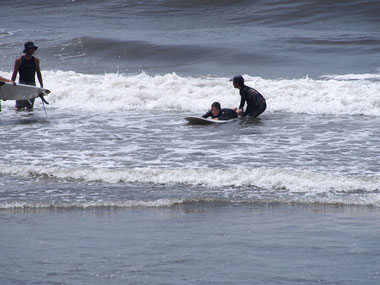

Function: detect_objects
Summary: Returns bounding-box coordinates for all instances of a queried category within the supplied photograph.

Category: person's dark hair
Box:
[211,102,221,109]
[232,75,244,86]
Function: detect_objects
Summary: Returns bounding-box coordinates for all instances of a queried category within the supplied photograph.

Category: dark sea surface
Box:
[1,1,380,284]
[1,0,380,77]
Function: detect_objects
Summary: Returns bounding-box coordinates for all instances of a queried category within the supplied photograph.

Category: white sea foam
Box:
[1,71,380,116]
[0,199,182,209]
[1,163,380,207]
[1,163,379,194]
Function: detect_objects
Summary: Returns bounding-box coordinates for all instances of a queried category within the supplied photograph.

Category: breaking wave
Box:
[2,70,380,116]
[1,163,379,208]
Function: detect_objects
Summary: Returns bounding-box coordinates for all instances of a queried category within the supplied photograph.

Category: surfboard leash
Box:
[39,93,49,118]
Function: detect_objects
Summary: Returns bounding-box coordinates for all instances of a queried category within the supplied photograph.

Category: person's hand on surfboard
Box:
[0,76,16,85]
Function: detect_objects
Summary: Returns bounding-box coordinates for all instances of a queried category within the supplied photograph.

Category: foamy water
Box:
[1,163,379,192]
[1,72,379,208]
[2,71,380,115]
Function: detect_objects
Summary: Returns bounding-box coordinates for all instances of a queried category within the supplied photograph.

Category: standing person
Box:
[11,41,43,110]
[232,75,266,118]
[202,102,238,120]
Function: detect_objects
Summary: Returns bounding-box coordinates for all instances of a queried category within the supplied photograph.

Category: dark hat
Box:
[23,41,38,53]
[230,75,244,86]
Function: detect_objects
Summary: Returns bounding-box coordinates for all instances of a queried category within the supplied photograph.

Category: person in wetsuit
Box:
[232,75,266,118]
[11,41,44,110]
[202,102,238,120]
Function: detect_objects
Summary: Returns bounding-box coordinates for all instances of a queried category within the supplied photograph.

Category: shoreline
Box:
[2,200,380,213]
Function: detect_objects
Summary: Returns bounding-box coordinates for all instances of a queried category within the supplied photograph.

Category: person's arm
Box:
[35,57,43,88]
[236,95,245,116]
[242,88,258,117]
[202,110,212,118]
[239,95,245,110]
[242,92,252,117]
[0,76,15,84]
[11,57,22,82]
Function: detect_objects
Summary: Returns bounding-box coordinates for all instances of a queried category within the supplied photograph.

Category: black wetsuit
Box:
[16,56,36,109]
[239,85,266,117]
[202,108,238,120]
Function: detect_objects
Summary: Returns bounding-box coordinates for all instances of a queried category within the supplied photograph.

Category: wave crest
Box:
[1,71,380,115]
[1,163,379,193]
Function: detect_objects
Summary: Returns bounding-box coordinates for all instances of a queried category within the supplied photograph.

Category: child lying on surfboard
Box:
[202,102,238,121]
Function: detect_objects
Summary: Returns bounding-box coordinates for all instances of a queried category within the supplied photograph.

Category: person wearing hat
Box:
[11,41,44,110]
[231,75,266,118]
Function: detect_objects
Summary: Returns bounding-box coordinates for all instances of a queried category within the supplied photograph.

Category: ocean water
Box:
[1,1,380,284]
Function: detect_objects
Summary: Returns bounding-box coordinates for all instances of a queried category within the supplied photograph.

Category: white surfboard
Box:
[185,116,232,125]
[0,81,50,100]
